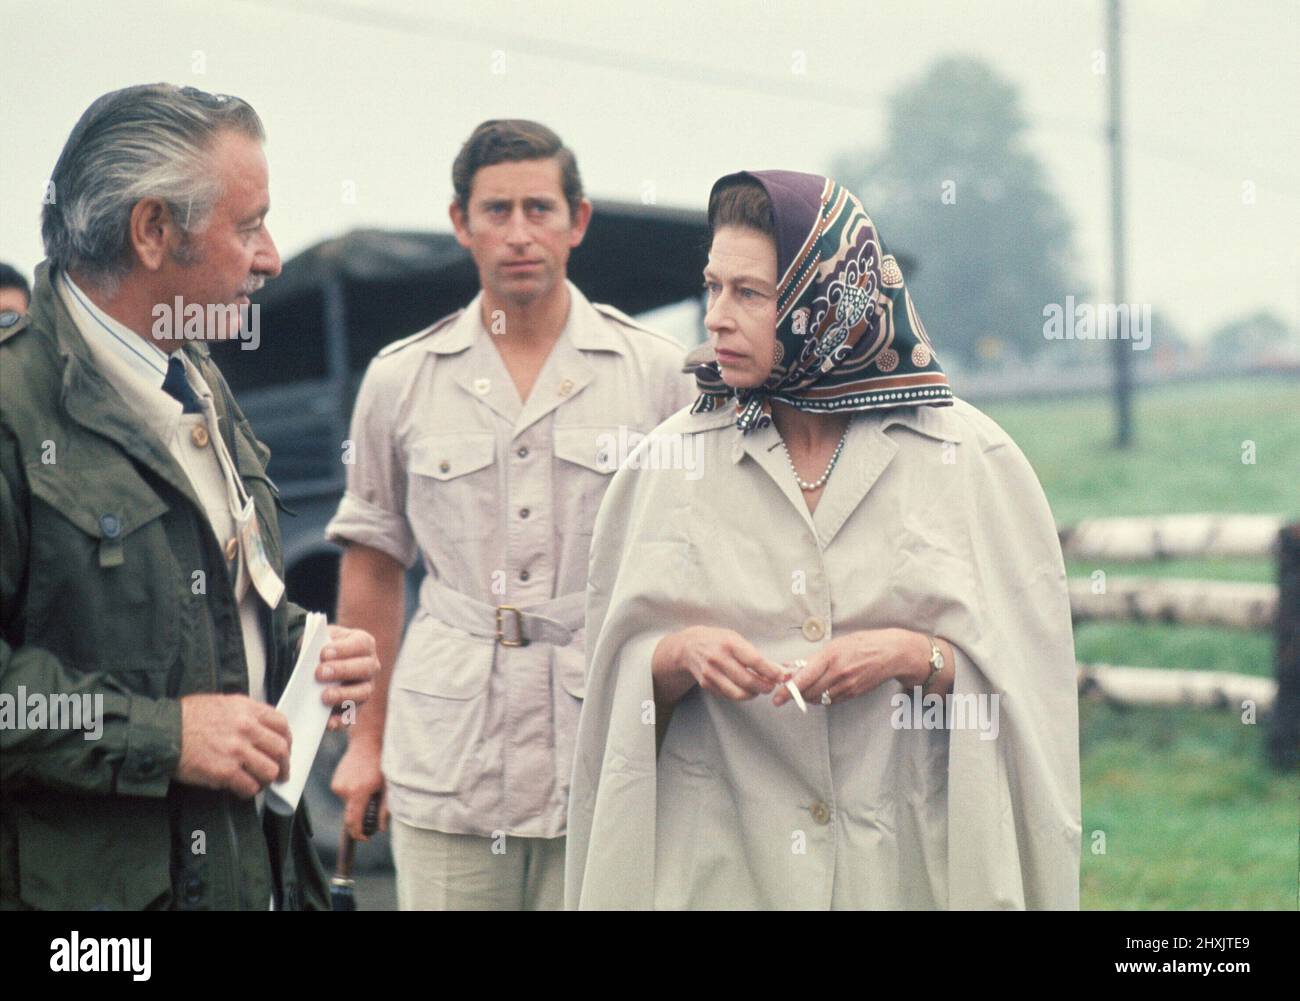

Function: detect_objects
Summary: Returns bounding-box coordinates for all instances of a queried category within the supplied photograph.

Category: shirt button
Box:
[439,460,450,473]
[190,425,210,448]
[99,513,121,538]
[473,378,491,395]
[519,569,530,582]
[519,507,530,519]
[224,536,239,561]
[801,616,826,642]
[810,801,832,825]
[558,378,574,397]
[516,446,529,459]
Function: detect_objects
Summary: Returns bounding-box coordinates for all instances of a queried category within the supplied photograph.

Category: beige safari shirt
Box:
[326,281,698,838]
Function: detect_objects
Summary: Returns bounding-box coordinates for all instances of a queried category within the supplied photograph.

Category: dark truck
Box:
[209,201,710,868]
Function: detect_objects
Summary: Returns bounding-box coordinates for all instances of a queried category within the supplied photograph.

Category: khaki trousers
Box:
[391,819,565,910]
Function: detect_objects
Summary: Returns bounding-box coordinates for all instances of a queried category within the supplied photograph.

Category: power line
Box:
[235,0,884,111]
[237,0,1297,194]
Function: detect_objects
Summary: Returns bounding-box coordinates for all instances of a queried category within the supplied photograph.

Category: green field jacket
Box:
[0,262,329,910]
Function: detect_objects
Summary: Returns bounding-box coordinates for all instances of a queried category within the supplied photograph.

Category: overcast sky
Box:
[2,0,1296,342]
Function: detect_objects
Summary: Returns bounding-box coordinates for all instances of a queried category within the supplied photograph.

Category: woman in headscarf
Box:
[565,170,1080,909]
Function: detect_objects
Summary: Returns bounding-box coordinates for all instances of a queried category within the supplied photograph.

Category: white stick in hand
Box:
[782,660,809,713]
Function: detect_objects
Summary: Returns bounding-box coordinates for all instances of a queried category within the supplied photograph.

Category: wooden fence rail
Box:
[1056,514,1297,773]
[1059,513,1283,562]
[1067,577,1277,631]
[1077,663,1276,712]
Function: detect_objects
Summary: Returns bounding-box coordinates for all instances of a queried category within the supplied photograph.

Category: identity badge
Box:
[236,498,285,608]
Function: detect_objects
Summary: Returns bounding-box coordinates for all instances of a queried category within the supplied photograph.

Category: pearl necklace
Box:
[782,424,850,492]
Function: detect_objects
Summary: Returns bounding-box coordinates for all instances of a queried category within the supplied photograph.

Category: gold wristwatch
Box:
[922,636,944,690]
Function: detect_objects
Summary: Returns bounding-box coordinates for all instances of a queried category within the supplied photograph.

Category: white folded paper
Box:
[266,612,332,816]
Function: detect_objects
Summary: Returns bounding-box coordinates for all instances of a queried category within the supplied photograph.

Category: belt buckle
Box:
[495,605,528,647]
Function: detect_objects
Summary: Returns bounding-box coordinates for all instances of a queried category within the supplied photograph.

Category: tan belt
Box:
[418,575,585,648]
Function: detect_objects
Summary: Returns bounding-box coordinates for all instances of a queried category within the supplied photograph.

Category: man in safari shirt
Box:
[327,120,697,909]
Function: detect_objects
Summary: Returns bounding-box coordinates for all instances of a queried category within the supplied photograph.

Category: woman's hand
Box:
[654,626,787,702]
[772,627,934,708]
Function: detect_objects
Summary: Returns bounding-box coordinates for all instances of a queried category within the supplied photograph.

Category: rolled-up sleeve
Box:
[325,359,418,568]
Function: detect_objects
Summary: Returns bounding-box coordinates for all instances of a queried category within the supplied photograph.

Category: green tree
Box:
[1207,310,1297,367]
[832,56,1083,370]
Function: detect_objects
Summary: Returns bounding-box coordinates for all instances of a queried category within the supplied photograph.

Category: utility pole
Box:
[1107,0,1134,447]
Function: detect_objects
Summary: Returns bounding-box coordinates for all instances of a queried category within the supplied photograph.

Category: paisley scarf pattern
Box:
[691,170,953,432]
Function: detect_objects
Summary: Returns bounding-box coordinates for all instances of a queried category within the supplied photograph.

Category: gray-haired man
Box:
[0,83,379,910]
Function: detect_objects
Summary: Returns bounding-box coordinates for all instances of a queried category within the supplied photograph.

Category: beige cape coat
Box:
[565,397,1081,909]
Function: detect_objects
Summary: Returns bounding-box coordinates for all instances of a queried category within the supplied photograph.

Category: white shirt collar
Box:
[58,272,198,426]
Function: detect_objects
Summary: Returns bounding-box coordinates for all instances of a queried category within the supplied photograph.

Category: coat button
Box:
[0,311,19,328]
[810,801,831,825]
[183,875,203,903]
[801,617,826,642]
[558,378,574,396]
[190,425,210,448]
[519,507,530,519]
[138,752,156,776]
[516,446,529,459]
[99,513,121,538]
[224,536,239,561]
[439,460,450,473]
[473,378,491,395]
[519,569,530,582]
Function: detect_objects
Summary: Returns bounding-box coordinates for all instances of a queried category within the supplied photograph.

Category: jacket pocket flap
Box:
[392,614,495,700]
[409,433,495,481]
[25,460,169,539]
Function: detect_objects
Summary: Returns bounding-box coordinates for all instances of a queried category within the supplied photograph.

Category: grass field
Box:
[977,375,1299,910]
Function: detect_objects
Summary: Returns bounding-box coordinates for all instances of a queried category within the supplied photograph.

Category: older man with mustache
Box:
[0,83,379,910]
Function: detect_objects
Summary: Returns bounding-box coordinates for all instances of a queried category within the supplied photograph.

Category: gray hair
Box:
[42,83,265,296]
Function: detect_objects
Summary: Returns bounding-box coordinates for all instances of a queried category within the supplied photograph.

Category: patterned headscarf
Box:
[691,170,953,432]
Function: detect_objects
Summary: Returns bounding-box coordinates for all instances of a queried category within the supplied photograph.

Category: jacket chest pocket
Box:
[553,425,625,535]
[406,432,497,543]
[24,460,180,675]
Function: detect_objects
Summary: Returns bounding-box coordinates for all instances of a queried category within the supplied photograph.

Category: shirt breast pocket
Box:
[406,432,497,543]
[24,460,180,677]
[553,424,627,535]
